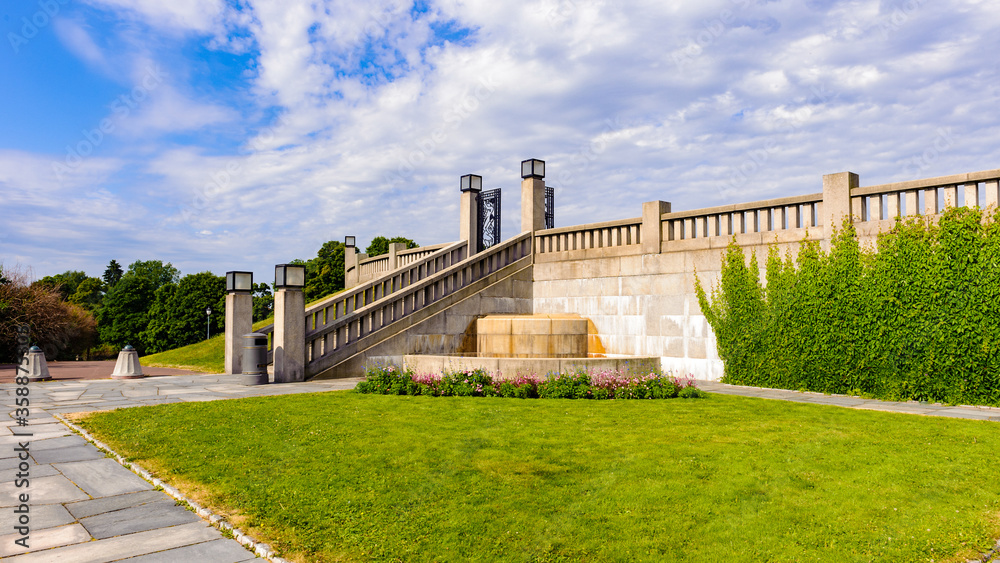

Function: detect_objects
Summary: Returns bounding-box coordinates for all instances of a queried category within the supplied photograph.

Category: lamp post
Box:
[521,157,547,233]
[205,307,212,340]
[460,174,483,253]
[273,263,307,383]
[224,271,254,375]
[344,236,358,288]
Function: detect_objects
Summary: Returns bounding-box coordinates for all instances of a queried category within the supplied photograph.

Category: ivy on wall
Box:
[696,206,1000,406]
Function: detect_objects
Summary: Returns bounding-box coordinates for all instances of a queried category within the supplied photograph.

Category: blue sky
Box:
[3,0,1000,281]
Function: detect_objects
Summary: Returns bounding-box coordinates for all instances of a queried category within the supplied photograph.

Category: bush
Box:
[356,365,703,401]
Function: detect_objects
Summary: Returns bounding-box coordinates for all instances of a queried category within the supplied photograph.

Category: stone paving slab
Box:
[0,474,88,506]
[81,499,201,539]
[65,489,166,520]
[118,538,261,563]
[3,521,223,562]
[0,523,92,557]
[31,444,106,465]
[0,502,75,530]
[54,459,152,497]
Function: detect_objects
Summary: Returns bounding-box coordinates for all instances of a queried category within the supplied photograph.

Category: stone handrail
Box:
[397,242,452,266]
[850,169,1000,221]
[303,232,533,376]
[257,240,469,353]
[358,255,390,278]
[353,241,455,284]
[662,192,824,241]
[535,217,643,254]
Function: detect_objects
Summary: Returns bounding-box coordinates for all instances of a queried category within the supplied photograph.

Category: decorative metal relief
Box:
[544,187,554,229]
[478,188,501,250]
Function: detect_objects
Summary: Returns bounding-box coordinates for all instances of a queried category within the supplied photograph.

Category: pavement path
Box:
[2,371,998,561]
[1,372,361,562]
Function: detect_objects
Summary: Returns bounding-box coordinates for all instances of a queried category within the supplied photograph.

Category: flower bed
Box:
[355,364,706,399]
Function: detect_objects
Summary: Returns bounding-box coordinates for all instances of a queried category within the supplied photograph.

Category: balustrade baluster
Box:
[986,180,1000,209]
[965,182,979,208]
[904,190,918,216]
[886,192,901,218]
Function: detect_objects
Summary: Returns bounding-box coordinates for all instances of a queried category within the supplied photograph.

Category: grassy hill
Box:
[142,317,275,374]
[142,290,343,374]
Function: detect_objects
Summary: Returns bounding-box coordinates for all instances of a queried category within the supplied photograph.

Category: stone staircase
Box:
[258,233,534,379]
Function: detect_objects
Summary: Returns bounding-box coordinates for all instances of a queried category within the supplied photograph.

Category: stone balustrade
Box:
[258,240,468,359]
[534,217,643,255]
[850,169,1000,222]
[303,232,533,377]
[661,193,823,242]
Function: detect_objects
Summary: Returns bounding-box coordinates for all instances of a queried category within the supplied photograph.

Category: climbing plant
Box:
[696,206,1000,406]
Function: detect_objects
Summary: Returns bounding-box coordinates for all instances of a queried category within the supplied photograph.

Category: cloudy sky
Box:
[2,0,999,281]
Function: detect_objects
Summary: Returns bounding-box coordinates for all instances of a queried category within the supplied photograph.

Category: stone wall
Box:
[532,168,1000,380]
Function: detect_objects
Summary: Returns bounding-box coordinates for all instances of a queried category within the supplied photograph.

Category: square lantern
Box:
[345,235,356,248]
[275,264,306,289]
[521,158,545,179]
[460,174,483,192]
[226,271,253,293]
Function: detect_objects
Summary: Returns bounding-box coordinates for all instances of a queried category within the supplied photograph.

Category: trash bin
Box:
[242,332,269,386]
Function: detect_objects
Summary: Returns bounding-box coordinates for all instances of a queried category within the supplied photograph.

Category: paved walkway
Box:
[1,373,360,562]
[2,373,998,561]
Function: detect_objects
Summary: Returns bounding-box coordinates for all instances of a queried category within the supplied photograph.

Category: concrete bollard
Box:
[111,345,145,379]
[21,346,52,382]
[241,333,269,385]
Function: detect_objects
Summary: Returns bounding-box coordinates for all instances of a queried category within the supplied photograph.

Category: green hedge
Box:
[696,206,1000,405]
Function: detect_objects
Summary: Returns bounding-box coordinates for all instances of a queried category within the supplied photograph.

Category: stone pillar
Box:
[273,286,305,383]
[225,292,253,374]
[521,176,546,233]
[388,242,406,270]
[642,201,671,255]
[822,171,859,235]
[460,186,481,254]
[345,245,359,288]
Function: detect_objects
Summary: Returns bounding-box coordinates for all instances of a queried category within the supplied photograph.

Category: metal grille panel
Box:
[544,187,554,229]
[478,188,501,250]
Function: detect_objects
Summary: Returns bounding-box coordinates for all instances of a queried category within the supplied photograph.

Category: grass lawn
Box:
[77,392,1000,562]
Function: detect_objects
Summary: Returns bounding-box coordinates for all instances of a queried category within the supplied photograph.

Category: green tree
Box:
[34,270,88,301]
[127,260,180,291]
[103,260,124,288]
[365,236,418,257]
[68,277,105,313]
[304,240,346,301]
[97,274,155,354]
[141,272,225,353]
[252,282,273,322]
